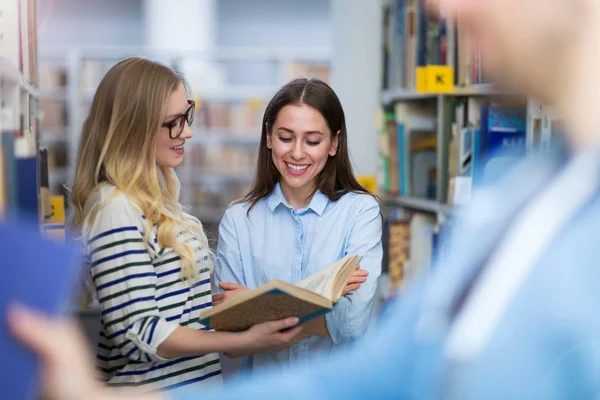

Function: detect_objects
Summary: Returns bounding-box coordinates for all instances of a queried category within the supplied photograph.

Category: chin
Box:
[157,159,183,169]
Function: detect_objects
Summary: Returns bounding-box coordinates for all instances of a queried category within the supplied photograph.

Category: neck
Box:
[556,11,600,151]
[280,181,316,210]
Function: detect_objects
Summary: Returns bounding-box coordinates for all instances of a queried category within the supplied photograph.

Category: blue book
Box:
[2,133,18,211]
[0,218,81,400]
[16,157,39,219]
[475,106,526,186]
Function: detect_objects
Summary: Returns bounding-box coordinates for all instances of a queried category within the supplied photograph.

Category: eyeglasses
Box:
[162,100,195,140]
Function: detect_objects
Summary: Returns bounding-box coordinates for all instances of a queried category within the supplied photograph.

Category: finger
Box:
[213,299,223,307]
[347,277,367,285]
[212,293,224,302]
[344,283,361,294]
[218,282,246,291]
[7,304,58,358]
[351,269,369,277]
[277,326,303,342]
[263,317,300,332]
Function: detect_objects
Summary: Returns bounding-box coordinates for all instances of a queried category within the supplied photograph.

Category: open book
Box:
[199,254,362,332]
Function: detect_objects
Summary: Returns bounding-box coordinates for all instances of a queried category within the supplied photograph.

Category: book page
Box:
[296,256,352,300]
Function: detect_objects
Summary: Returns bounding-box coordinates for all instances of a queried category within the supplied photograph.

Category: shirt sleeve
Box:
[325,195,383,344]
[213,207,246,291]
[87,196,178,362]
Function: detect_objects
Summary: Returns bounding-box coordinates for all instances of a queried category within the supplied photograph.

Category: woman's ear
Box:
[329,131,340,156]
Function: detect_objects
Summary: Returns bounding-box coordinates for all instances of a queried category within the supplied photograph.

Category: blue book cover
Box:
[397,122,409,195]
[2,133,18,211]
[476,107,526,186]
[0,218,81,400]
[16,157,39,219]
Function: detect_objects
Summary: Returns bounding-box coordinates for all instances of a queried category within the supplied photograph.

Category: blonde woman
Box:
[70,57,301,393]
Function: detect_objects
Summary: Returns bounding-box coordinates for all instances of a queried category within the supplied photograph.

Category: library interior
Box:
[3,0,599,399]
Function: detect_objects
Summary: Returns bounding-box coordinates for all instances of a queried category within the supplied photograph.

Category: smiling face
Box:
[266,104,339,197]
[155,82,194,168]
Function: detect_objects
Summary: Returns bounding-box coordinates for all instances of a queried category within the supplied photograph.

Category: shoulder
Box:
[222,198,268,223]
[335,191,380,213]
[83,184,146,235]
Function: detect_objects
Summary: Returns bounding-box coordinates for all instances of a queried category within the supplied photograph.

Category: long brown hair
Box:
[241,78,371,212]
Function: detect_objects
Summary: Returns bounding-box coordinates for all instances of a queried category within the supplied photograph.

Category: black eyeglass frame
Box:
[162,99,195,140]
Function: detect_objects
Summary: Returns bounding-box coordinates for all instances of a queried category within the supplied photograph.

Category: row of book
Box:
[383,211,446,291]
[382,0,485,90]
[380,102,438,199]
[447,99,528,204]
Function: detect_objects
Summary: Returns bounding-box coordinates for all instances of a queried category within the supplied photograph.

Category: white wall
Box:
[216,0,330,47]
[331,0,382,177]
[37,0,145,51]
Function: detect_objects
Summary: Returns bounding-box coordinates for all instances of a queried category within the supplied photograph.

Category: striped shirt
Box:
[82,184,222,392]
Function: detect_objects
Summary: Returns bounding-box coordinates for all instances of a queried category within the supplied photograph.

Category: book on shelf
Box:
[382,102,437,198]
[199,254,361,331]
[385,211,440,291]
[446,98,527,204]
[382,0,486,91]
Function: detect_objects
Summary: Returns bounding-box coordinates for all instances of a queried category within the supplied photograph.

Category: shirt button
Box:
[300,344,306,350]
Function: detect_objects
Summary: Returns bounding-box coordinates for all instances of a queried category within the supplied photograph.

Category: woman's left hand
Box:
[342,267,369,296]
[212,282,251,307]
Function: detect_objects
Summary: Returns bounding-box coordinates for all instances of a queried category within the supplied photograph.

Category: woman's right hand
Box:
[228,317,302,358]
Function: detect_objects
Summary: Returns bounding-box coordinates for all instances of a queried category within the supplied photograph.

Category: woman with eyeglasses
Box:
[70,57,302,393]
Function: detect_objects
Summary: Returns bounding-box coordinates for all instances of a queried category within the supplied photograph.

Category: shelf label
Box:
[46,195,65,224]
[416,66,454,93]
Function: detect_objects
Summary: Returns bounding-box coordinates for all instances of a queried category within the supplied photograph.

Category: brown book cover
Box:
[199,254,361,332]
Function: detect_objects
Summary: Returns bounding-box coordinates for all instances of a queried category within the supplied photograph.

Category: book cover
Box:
[200,255,361,332]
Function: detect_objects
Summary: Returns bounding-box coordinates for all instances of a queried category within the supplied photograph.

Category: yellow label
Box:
[47,196,65,224]
[357,175,377,194]
[416,67,428,93]
[416,66,454,93]
[427,66,454,93]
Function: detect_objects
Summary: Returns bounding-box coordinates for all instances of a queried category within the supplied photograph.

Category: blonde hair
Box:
[71,57,209,281]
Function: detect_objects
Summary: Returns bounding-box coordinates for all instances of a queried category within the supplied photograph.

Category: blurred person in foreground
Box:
[9,0,600,398]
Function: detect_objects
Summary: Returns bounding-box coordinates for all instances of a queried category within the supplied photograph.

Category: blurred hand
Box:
[7,304,163,400]
[212,282,251,307]
[342,266,369,296]
[242,317,303,352]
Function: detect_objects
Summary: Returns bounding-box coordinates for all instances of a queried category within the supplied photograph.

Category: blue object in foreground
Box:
[0,217,81,400]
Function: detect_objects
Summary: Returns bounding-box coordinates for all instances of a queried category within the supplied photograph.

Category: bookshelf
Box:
[36,47,331,239]
[0,0,46,224]
[378,0,560,292]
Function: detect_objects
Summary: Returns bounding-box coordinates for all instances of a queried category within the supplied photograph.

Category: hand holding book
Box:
[342,266,369,296]
[214,266,369,307]
[201,255,364,332]
[212,283,251,307]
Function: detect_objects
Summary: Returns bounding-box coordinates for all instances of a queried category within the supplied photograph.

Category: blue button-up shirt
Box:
[214,183,383,371]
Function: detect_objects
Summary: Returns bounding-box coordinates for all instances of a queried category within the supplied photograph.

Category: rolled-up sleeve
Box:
[325,195,383,344]
[88,198,178,362]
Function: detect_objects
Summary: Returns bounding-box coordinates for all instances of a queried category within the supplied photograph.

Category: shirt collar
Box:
[267,182,329,216]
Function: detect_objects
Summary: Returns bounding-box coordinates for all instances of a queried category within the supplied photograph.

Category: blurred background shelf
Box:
[382,195,449,215]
